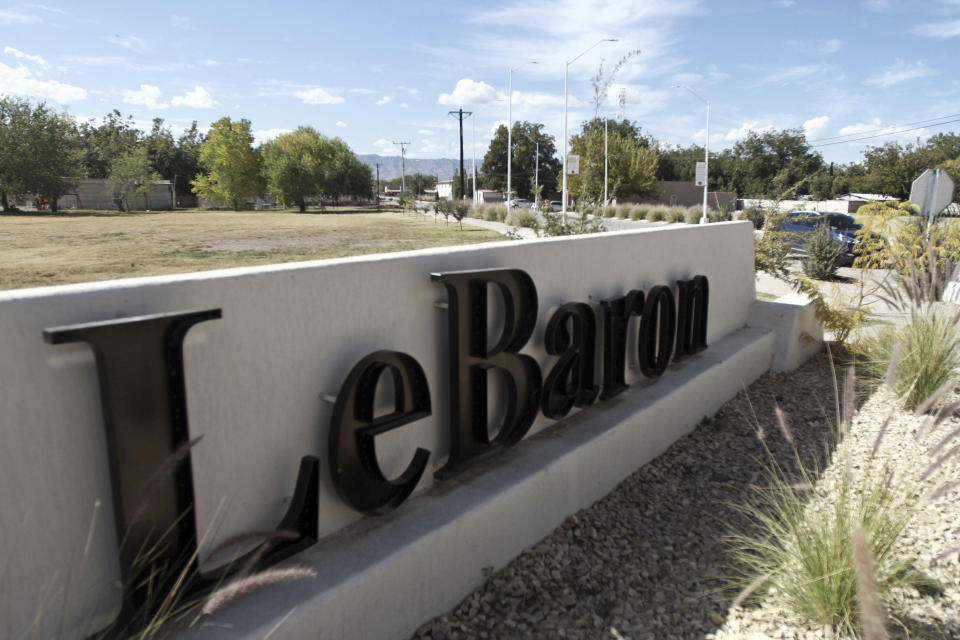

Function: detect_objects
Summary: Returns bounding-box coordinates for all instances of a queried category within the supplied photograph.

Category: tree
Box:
[564,118,658,204]
[480,121,560,199]
[0,96,31,211]
[261,127,329,212]
[407,172,436,195]
[106,147,160,211]
[320,136,373,204]
[78,110,141,179]
[144,118,178,180]
[192,117,264,210]
[174,121,204,197]
[728,129,824,198]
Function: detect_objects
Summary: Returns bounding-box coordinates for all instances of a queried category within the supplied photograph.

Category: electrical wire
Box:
[810,117,960,147]
[806,113,960,143]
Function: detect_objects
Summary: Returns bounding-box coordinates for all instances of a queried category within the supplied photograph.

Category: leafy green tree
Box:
[144,118,178,180]
[320,136,373,203]
[0,97,82,212]
[261,127,329,212]
[0,96,31,211]
[564,118,658,204]
[480,121,559,199]
[106,147,160,211]
[174,121,204,197]
[407,172,436,195]
[729,129,824,198]
[78,110,141,179]
[192,117,264,210]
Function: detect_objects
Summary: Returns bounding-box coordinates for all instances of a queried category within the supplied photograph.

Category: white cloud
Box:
[4,46,49,71]
[823,38,842,53]
[803,115,831,140]
[24,4,65,13]
[438,79,498,106]
[511,91,565,109]
[837,119,882,137]
[0,60,86,102]
[607,84,669,116]
[489,119,508,134]
[253,128,292,145]
[336,121,347,127]
[372,138,400,155]
[722,121,775,143]
[776,0,796,6]
[122,84,167,109]
[400,102,408,108]
[914,19,960,38]
[105,35,147,51]
[0,10,41,24]
[419,129,434,135]
[377,95,392,106]
[864,59,937,87]
[171,85,216,108]
[200,59,220,67]
[294,87,345,104]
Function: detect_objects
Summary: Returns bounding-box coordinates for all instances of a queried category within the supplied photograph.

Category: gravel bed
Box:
[413,352,960,639]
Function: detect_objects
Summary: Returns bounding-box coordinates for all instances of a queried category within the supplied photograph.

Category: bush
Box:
[508,209,539,230]
[684,207,701,224]
[646,206,668,222]
[743,206,767,230]
[667,207,686,223]
[630,206,648,220]
[728,445,926,637]
[856,309,960,411]
[803,224,846,280]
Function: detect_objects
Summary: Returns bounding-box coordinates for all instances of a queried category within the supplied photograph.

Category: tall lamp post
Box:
[674,84,710,224]
[507,61,537,219]
[562,37,618,225]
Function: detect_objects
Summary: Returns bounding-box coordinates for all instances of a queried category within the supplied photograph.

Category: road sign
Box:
[566,154,580,175]
[909,168,955,226]
[695,162,707,187]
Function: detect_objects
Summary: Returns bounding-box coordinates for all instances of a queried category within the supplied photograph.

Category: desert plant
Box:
[667,207,686,223]
[856,308,960,411]
[728,446,926,637]
[630,205,648,220]
[508,208,539,230]
[803,224,846,280]
[743,206,767,230]
[646,206,667,222]
[453,202,470,229]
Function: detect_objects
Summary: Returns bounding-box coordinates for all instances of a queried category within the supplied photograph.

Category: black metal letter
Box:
[674,275,709,359]
[329,350,431,515]
[541,302,599,419]
[431,268,542,478]
[599,290,644,400]
[44,310,318,635]
[638,285,677,378]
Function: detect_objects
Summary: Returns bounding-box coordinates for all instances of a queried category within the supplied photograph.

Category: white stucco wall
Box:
[0,222,755,637]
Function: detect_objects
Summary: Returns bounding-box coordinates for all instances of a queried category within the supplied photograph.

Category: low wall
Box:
[738,198,861,214]
[1,223,787,638]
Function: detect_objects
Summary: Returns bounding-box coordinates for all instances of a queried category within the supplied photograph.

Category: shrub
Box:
[803,224,846,280]
[667,207,686,223]
[728,446,926,637]
[630,206,648,220]
[646,206,667,222]
[856,309,960,411]
[508,209,539,230]
[743,206,767,230]
[481,204,507,222]
[684,207,701,225]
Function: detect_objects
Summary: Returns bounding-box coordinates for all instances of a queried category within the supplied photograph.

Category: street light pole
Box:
[562,38,618,225]
[604,116,608,210]
[674,85,710,224]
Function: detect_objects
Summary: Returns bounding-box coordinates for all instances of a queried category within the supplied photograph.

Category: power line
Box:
[810,117,960,147]
[807,113,960,143]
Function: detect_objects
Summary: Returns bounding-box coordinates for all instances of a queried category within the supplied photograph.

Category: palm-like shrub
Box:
[803,224,845,280]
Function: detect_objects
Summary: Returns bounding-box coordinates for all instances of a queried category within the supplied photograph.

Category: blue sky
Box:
[1,0,958,165]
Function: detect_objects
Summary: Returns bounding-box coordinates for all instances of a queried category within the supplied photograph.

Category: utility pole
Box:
[393,141,410,194]
[375,162,380,210]
[448,108,472,200]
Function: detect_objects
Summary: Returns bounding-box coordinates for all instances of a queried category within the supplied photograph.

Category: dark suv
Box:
[776,211,863,266]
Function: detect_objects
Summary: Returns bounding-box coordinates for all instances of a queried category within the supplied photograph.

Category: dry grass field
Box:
[0,208,505,290]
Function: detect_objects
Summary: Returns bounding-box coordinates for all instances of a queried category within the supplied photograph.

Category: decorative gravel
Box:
[413,352,960,639]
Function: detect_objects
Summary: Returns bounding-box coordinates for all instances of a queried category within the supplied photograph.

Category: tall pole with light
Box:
[674,85,710,224]
[604,116,608,210]
[562,38,618,225]
[507,61,537,218]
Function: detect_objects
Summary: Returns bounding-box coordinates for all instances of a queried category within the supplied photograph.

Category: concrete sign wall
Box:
[1,223,768,638]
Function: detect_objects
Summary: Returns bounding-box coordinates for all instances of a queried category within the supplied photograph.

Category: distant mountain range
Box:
[356,154,464,182]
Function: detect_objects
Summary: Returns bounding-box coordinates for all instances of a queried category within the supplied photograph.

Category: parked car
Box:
[549,200,563,211]
[775,211,865,266]
[508,198,533,209]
